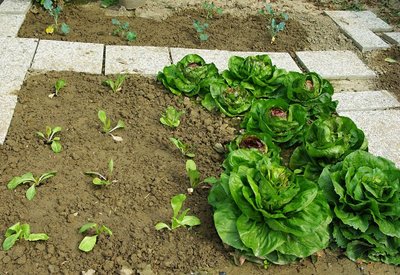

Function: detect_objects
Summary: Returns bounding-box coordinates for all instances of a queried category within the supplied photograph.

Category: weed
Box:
[2,222,48,251]
[78,223,112,252]
[37,126,62,153]
[102,75,126,93]
[169,137,195,158]
[85,159,116,186]
[259,0,288,43]
[43,0,70,35]
[98,110,125,141]
[160,106,184,128]
[7,171,57,200]
[111,18,137,42]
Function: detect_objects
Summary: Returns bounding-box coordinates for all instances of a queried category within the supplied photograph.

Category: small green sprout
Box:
[169,137,195,158]
[160,106,184,128]
[43,0,70,35]
[202,1,223,20]
[37,126,62,153]
[2,222,49,251]
[7,171,57,200]
[48,79,66,98]
[186,160,201,194]
[78,223,112,252]
[111,18,137,42]
[193,20,209,42]
[85,159,115,186]
[259,0,288,43]
[155,194,201,231]
[102,75,126,93]
[98,110,125,141]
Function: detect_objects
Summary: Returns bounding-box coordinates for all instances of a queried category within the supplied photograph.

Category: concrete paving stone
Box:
[339,110,400,168]
[170,47,302,73]
[325,10,393,32]
[339,24,390,52]
[295,51,376,80]
[0,37,38,95]
[0,14,25,37]
[32,40,104,74]
[0,0,31,14]
[382,32,400,45]
[105,45,170,75]
[333,90,400,112]
[0,95,18,145]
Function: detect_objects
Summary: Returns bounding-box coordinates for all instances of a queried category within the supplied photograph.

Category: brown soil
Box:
[1,72,400,274]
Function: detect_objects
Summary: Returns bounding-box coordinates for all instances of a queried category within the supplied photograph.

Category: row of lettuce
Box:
[157,54,400,265]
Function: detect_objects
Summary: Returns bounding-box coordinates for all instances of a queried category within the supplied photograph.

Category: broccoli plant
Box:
[259,0,288,43]
[37,126,62,153]
[78,223,112,252]
[111,18,137,42]
[49,79,66,98]
[98,110,125,141]
[7,171,57,200]
[169,137,195,158]
[102,75,126,93]
[160,106,184,128]
[192,1,223,42]
[2,222,49,251]
[85,159,116,186]
[43,0,70,35]
[193,20,209,42]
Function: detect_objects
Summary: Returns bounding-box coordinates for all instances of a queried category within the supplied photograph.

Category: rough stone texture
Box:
[382,32,400,45]
[333,90,400,112]
[0,37,38,95]
[324,10,393,32]
[170,48,302,72]
[0,0,31,14]
[295,51,376,80]
[339,110,400,167]
[105,45,170,75]
[32,40,104,74]
[339,24,390,52]
[0,95,18,145]
[330,79,377,93]
[0,14,25,37]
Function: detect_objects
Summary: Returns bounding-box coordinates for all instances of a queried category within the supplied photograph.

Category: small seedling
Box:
[259,0,288,43]
[7,171,56,200]
[169,137,195,158]
[160,106,184,128]
[111,18,137,42]
[186,160,201,194]
[192,1,222,42]
[78,223,112,252]
[98,110,125,141]
[37,126,62,153]
[193,20,209,42]
[102,75,126,93]
[49,79,66,98]
[202,1,223,20]
[2,222,49,251]
[43,0,70,35]
[155,194,201,231]
[85,159,116,186]
[101,0,119,8]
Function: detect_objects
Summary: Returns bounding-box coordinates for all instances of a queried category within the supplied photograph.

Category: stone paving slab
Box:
[325,10,393,32]
[339,24,390,52]
[295,51,376,80]
[383,32,400,45]
[0,14,26,37]
[0,37,38,95]
[0,95,18,145]
[170,47,302,73]
[105,45,170,75]
[333,90,400,112]
[32,40,104,74]
[0,0,31,14]
[339,110,400,167]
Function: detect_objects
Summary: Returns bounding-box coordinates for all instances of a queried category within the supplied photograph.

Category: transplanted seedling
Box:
[155,194,201,231]
[2,222,49,251]
[193,20,209,42]
[49,79,66,98]
[7,171,57,200]
[98,110,125,141]
[186,160,201,194]
[160,106,184,128]
[85,159,116,186]
[102,74,126,93]
[78,223,112,252]
[192,1,223,42]
[37,126,62,153]
[259,0,288,43]
[43,0,70,35]
[111,18,137,42]
[203,1,223,20]
[169,137,195,158]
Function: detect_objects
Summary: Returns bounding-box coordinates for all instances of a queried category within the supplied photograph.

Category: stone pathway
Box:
[0,1,399,167]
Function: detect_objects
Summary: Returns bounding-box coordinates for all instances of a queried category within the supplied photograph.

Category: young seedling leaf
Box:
[180,215,201,227]
[203,176,218,185]
[111,18,120,25]
[79,223,98,234]
[92,177,105,185]
[38,171,57,183]
[7,173,34,190]
[2,233,20,251]
[155,222,171,231]
[385,57,397,63]
[26,233,49,241]
[98,110,107,125]
[5,223,21,237]
[26,185,37,201]
[171,194,186,219]
[186,160,201,188]
[126,31,137,41]
[51,141,62,153]
[20,224,31,239]
[60,23,70,34]
[99,225,113,236]
[79,235,97,252]
[108,159,114,175]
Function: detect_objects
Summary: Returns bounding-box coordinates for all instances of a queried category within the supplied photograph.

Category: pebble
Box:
[48,264,60,273]
[2,255,11,264]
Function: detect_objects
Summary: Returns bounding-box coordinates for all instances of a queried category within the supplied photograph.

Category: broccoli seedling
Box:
[85,159,116,186]
[102,75,126,93]
[259,0,288,43]
[111,18,137,42]
[37,126,62,153]
[169,137,195,158]
[202,1,223,20]
[192,1,222,42]
[155,194,201,231]
[2,222,49,251]
[7,171,57,200]
[193,20,209,42]
[78,223,112,252]
[43,0,70,35]
[160,106,184,128]
[98,110,125,141]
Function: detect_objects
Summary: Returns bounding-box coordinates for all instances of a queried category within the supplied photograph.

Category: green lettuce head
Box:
[209,154,332,264]
[157,54,219,97]
[241,99,308,146]
[290,116,368,180]
[318,150,400,264]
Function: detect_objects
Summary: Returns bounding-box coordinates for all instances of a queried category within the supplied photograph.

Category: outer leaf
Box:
[171,194,186,219]
[26,233,49,241]
[79,223,97,234]
[7,173,34,189]
[2,233,20,251]
[51,141,62,153]
[155,223,171,231]
[180,215,201,227]
[79,235,97,252]
[26,184,37,200]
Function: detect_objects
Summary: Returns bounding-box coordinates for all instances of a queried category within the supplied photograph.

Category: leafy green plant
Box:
[160,106,184,128]
[43,0,70,35]
[78,223,112,252]
[100,0,119,8]
[85,159,115,186]
[193,20,209,42]
[318,150,400,264]
[192,1,223,42]
[169,137,195,158]
[49,79,66,98]
[102,75,126,93]
[155,194,201,231]
[111,18,137,42]
[186,160,201,194]
[259,0,288,43]
[37,126,62,153]
[203,1,223,19]
[7,171,57,200]
[98,110,125,141]
[2,222,49,251]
